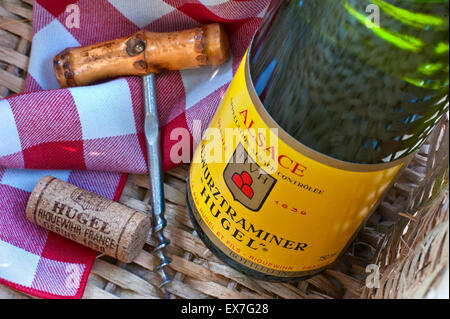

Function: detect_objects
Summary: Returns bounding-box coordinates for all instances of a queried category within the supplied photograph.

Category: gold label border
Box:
[187,181,327,277]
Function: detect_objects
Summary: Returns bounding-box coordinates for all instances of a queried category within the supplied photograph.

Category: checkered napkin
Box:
[0,0,269,298]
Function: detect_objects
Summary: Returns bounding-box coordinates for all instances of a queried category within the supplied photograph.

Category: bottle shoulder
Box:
[248,0,449,164]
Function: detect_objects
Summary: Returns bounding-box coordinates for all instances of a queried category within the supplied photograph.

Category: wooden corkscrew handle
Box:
[53,23,230,88]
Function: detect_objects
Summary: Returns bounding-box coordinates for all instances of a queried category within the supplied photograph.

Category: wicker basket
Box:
[0,0,448,299]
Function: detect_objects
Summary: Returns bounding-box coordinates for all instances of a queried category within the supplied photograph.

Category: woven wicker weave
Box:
[0,0,448,299]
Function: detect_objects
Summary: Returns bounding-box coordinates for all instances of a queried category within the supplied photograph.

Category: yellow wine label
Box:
[188,50,408,277]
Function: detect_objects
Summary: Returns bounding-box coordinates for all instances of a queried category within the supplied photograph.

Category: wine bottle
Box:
[187,0,449,280]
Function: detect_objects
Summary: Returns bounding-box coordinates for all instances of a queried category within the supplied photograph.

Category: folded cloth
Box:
[0,0,269,298]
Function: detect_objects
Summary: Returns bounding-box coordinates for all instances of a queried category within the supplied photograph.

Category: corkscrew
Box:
[52,23,230,297]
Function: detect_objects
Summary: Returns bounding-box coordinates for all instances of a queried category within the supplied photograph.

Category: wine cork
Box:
[26,176,151,263]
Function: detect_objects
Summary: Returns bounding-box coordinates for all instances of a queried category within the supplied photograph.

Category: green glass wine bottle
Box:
[187,0,449,280]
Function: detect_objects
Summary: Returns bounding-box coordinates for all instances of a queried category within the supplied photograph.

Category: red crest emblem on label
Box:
[223,143,277,211]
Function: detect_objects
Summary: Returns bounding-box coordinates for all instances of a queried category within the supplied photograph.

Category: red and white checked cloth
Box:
[0,0,269,298]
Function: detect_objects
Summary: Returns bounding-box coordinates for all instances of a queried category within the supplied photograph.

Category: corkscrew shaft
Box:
[143,73,172,295]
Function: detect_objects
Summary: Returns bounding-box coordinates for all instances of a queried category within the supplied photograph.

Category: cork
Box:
[26,176,151,263]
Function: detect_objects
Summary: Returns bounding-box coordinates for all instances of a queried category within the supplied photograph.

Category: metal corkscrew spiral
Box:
[143,73,172,296]
[152,211,172,288]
